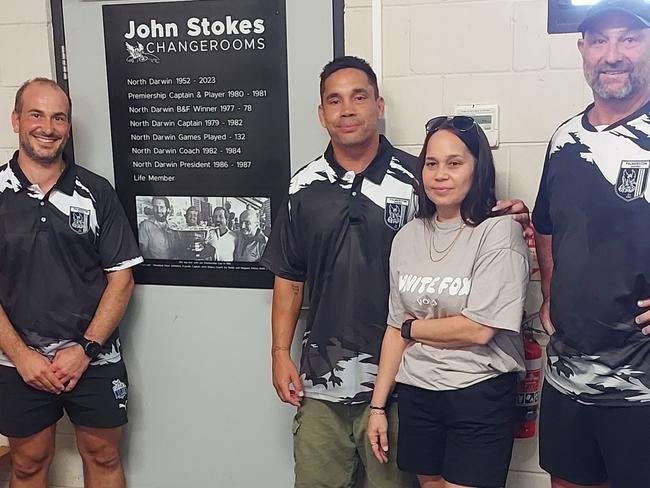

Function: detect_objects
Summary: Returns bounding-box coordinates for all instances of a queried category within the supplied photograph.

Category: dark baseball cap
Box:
[578,0,650,33]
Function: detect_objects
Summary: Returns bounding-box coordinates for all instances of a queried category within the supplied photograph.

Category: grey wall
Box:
[61,1,333,485]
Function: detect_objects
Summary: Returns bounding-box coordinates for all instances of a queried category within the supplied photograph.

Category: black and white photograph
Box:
[136,195,270,263]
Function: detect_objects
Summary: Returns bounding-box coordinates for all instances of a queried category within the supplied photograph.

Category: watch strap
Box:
[75,337,102,359]
[401,319,415,340]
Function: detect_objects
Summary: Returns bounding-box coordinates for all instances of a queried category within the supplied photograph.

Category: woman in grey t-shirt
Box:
[367,116,529,488]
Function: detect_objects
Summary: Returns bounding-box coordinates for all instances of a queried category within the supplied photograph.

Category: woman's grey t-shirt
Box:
[388,215,530,391]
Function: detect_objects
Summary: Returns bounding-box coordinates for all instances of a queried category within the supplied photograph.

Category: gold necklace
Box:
[428,219,465,262]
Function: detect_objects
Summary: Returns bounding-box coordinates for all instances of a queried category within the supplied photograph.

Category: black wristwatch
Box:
[75,337,102,360]
[401,319,415,340]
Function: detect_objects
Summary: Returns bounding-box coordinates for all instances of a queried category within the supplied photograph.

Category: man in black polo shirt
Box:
[533,2,650,487]
[0,78,142,488]
[262,56,529,487]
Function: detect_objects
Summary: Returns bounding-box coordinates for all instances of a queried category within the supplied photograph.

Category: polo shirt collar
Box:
[9,150,77,195]
[323,135,394,185]
[581,99,650,132]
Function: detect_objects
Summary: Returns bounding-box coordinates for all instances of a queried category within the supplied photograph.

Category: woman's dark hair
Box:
[414,121,496,227]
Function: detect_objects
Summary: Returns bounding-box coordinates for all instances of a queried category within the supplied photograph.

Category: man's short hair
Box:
[319,56,379,100]
[151,196,171,209]
[212,206,227,217]
[240,209,259,222]
[14,78,72,117]
[185,206,198,216]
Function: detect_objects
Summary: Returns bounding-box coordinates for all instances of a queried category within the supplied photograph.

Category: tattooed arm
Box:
[271,276,305,406]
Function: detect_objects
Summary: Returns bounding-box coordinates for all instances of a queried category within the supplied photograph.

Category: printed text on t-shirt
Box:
[398,273,471,296]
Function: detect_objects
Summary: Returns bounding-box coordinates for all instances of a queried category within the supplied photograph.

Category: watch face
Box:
[85,342,101,359]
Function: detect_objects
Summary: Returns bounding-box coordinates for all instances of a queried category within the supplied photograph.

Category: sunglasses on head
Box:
[425,115,477,134]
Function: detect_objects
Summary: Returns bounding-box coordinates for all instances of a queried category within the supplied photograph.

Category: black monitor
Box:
[548,0,598,34]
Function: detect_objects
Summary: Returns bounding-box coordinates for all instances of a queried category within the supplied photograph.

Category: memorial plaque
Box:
[103,0,289,288]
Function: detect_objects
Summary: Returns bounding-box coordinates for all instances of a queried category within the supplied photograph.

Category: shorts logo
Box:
[69,207,90,234]
[615,160,649,202]
[112,379,127,400]
[385,197,409,231]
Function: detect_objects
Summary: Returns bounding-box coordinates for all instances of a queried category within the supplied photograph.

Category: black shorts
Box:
[396,373,517,488]
[0,361,129,438]
[539,382,650,488]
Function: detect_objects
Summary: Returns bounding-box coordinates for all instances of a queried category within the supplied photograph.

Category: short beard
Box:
[20,135,66,166]
[585,60,650,101]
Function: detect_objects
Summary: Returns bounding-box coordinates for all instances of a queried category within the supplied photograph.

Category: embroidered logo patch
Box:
[384,197,409,231]
[615,160,649,202]
[112,379,128,400]
[69,207,90,235]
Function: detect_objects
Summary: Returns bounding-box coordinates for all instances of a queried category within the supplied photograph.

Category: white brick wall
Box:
[0,4,77,488]
[346,0,591,209]
[343,1,590,487]
[0,0,54,156]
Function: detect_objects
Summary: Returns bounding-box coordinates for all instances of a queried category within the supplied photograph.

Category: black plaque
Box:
[103,0,289,288]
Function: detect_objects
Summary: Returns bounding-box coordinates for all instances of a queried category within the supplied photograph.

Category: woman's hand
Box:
[367,411,390,464]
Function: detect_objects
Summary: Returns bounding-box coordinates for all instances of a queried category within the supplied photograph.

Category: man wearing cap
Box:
[533,1,650,487]
[0,78,142,488]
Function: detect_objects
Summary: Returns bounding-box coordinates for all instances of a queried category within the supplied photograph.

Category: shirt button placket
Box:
[349,175,363,222]
[39,199,48,227]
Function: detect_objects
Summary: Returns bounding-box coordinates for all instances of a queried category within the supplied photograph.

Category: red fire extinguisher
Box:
[515,315,543,438]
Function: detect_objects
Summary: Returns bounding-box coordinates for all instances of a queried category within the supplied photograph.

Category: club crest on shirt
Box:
[112,379,127,400]
[385,197,409,230]
[69,206,90,234]
[615,160,649,202]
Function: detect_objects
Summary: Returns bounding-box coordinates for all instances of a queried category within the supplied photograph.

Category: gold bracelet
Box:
[369,409,386,416]
[271,345,290,354]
